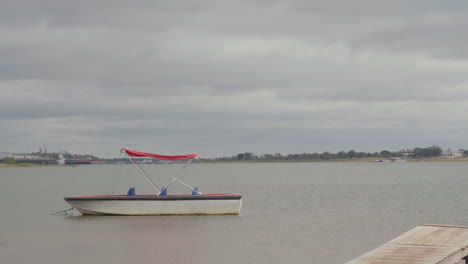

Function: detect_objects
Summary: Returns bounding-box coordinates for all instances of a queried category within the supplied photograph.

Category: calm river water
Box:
[2,162,468,264]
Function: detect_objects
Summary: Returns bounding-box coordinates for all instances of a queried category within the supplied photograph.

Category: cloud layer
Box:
[1,1,468,157]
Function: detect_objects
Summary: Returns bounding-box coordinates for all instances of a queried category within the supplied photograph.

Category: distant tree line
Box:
[412,146,443,158]
[216,145,457,161]
[4,157,16,164]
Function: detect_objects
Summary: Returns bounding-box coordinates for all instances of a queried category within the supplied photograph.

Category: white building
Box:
[440,150,464,158]
[0,152,45,160]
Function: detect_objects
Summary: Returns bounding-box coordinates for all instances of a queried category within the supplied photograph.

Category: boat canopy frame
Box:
[120,148,202,196]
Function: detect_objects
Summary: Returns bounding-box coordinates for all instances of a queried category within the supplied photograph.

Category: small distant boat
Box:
[65,159,92,165]
[90,160,107,164]
[64,148,242,215]
[374,158,406,162]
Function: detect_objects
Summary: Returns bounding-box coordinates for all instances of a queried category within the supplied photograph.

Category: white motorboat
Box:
[64,148,242,215]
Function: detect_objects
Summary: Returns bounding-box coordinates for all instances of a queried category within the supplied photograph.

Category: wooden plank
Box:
[390,226,468,247]
[346,224,468,264]
[421,224,468,229]
[347,244,458,264]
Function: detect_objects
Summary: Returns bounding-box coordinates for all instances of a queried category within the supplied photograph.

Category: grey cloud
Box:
[1,1,468,157]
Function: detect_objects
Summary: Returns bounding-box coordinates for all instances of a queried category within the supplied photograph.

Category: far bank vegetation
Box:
[216,146,468,162]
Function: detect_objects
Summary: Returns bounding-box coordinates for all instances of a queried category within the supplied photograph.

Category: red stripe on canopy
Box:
[121,148,198,161]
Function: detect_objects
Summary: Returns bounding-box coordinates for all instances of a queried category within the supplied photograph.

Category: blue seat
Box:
[127,187,135,196]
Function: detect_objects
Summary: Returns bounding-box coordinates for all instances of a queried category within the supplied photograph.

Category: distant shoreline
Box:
[0,163,76,168]
[208,157,468,163]
[1,157,468,167]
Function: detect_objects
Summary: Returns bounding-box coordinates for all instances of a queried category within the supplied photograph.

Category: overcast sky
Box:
[1,0,467,158]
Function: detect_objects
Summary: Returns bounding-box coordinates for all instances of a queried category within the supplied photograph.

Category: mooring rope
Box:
[50,207,74,215]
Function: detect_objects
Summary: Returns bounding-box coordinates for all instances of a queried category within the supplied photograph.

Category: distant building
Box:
[0,152,44,160]
[400,149,414,157]
[440,149,464,158]
[0,152,50,164]
[57,152,66,165]
[0,152,11,159]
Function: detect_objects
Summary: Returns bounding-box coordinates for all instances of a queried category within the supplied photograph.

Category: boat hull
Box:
[64,194,242,215]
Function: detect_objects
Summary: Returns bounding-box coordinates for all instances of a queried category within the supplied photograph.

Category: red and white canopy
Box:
[121,148,198,161]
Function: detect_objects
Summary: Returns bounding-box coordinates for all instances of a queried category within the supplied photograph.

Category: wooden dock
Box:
[346,224,468,264]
